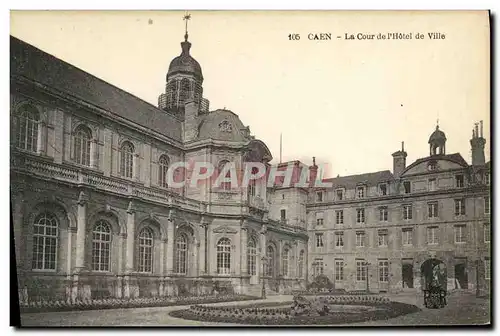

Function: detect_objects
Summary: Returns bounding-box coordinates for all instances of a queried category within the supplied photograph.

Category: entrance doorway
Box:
[421,258,447,291]
[402,263,414,288]
[454,262,468,289]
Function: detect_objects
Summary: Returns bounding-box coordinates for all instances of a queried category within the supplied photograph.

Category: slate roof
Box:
[196,109,251,142]
[323,170,394,189]
[10,36,182,142]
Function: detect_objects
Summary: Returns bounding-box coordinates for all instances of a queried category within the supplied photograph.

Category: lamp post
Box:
[261,256,268,299]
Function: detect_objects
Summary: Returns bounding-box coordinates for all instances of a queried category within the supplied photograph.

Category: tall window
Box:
[485,258,491,280]
[315,233,324,248]
[378,231,388,247]
[484,224,490,243]
[175,234,188,274]
[137,228,153,273]
[217,238,231,275]
[218,160,232,190]
[314,259,324,276]
[282,248,289,277]
[379,260,389,282]
[455,199,466,216]
[31,213,58,270]
[280,209,287,223]
[16,105,39,152]
[356,231,365,247]
[356,260,367,281]
[454,225,466,244]
[428,178,437,191]
[356,208,365,224]
[427,226,438,245]
[379,183,388,196]
[336,210,344,225]
[179,78,192,105]
[335,232,344,248]
[266,245,275,277]
[336,189,344,200]
[316,213,324,226]
[484,196,490,215]
[298,250,304,278]
[484,172,490,185]
[403,204,413,220]
[335,260,344,281]
[158,155,169,188]
[73,126,92,166]
[379,207,388,222]
[316,191,323,202]
[403,181,411,194]
[428,202,438,218]
[247,239,257,276]
[402,228,413,246]
[120,142,134,178]
[455,174,464,188]
[92,220,111,271]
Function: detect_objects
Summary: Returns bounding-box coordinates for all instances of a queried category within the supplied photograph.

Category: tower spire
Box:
[183,12,191,42]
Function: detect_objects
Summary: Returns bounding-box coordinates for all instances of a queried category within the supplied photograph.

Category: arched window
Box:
[298,250,304,278]
[158,154,169,188]
[73,126,92,166]
[166,80,178,109]
[120,142,134,178]
[179,78,192,105]
[175,234,188,274]
[218,160,232,191]
[16,105,39,152]
[217,238,231,275]
[282,248,289,277]
[31,213,58,270]
[92,220,112,271]
[247,238,257,276]
[137,227,154,273]
[266,245,275,277]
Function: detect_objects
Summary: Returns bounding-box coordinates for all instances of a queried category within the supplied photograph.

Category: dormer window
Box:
[379,183,388,196]
[336,188,345,201]
[356,186,365,198]
[403,181,411,194]
[316,191,323,202]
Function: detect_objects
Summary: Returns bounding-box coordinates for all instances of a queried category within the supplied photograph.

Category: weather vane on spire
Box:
[183,11,191,42]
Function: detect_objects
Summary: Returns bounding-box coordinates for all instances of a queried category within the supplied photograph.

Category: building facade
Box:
[10,31,490,303]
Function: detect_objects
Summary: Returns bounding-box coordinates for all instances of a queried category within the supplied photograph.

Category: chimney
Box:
[308,157,318,187]
[392,141,408,178]
[470,120,486,166]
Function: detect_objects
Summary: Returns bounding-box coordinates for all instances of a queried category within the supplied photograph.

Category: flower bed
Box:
[169,295,420,325]
[20,294,258,314]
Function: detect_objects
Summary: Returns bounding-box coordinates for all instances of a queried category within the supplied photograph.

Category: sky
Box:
[10,10,490,178]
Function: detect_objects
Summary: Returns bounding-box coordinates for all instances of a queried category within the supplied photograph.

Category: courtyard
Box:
[19,292,490,327]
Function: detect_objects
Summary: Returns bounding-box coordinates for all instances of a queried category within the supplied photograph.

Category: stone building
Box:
[10,33,308,303]
[306,125,491,294]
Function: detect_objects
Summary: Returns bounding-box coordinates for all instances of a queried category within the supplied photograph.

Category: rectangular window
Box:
[315,233,324,248]
[335,260,344,281]
[428,178,437,191]
[455,174,465,188]
[379,183,388,196]
[485,258,490,280]
[427,227,439,245]
[403,205,413,220]
[428,202,438,218]
[484,224,490,243]
[356,232,365,247]
[314,259,324,276]
[280,209,287,223]
[335,210,344,225]
[316,191,323,202]
[316,212,324,226]
[403,181,411,194]
[455,199,466,216]
[357,186,365,198]
[485,172,490,185]
[336,189,344,201]
[379,207,388,222]
[335,232,344,248]
[356,260,367,281]
[378,232,388,247]
[356,208,365,224]
[454,225,466,244]
[402,228,413,246]
[484,196,490,215]
[379,260,389,282]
